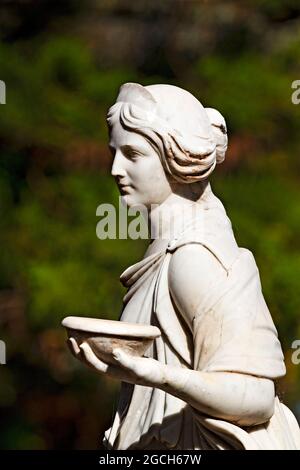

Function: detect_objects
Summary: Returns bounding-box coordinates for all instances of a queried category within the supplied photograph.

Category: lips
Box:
[119,184,131,194]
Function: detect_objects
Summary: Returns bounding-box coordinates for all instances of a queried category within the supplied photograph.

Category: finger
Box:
[67,337,81,356]
[113,349,164,385]
[112,348,143,375]
[80,342,109,373]
[112,348,132,366]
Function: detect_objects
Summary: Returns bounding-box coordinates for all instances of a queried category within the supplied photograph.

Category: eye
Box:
[129,151,141,160]
[125,148,142,160]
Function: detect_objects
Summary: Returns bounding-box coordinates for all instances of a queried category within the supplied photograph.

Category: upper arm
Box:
[168,243,227,328]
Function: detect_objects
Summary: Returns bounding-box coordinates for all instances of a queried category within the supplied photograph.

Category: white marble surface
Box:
[66,82,300,450]
[62,316,161,367]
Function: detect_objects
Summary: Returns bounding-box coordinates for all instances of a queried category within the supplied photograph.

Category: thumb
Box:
[112,348,132,367]
[112,348,143,376]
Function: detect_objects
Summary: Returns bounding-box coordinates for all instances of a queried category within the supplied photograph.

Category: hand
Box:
[67,337,165,388]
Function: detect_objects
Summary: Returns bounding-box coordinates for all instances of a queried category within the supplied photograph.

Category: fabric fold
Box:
[103,193,300,450]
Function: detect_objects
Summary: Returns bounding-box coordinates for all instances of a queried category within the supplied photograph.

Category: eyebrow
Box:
[109,143,148,153]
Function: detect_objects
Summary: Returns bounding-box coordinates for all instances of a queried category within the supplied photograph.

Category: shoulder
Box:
[168,243,227,322]
[168,243,227,287]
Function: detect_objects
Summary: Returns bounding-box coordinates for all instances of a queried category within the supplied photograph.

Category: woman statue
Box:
[68,83,300,450]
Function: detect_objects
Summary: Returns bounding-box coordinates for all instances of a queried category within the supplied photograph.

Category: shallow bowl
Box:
[62,316,161,365]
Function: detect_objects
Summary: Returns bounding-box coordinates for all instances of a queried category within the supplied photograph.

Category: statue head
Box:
[107,83,227,208]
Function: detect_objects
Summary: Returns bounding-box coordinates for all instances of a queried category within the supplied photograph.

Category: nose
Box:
[111,151,127,179]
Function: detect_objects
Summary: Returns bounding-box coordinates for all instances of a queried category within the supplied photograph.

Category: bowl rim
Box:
[62,316,161,339]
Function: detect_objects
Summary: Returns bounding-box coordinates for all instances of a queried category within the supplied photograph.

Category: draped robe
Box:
[103,192,300,450]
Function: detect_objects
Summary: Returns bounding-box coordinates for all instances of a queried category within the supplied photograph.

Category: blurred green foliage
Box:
[0,0,300,449]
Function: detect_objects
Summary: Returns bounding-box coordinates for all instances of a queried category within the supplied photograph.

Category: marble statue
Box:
[67,83,300,450]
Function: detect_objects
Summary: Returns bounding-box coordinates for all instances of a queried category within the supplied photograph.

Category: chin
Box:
[120,194,139,208]
[119,194,130,207]
[120,192,146,209]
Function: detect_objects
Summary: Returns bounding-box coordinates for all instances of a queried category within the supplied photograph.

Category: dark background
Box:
[0,0,300,449]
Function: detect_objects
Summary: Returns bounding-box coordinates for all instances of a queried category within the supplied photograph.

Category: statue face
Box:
[109,119,172,208]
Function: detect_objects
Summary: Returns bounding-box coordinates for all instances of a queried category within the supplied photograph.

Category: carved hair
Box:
[107,83,227,183]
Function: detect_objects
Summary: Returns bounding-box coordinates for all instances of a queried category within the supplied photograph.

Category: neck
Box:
[148,181,211,241]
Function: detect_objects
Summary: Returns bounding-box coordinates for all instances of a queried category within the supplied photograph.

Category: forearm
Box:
[73,340,275,427]
[156,365,275,426]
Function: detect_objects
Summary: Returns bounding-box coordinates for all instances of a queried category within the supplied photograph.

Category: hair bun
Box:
[205,107,228,164]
